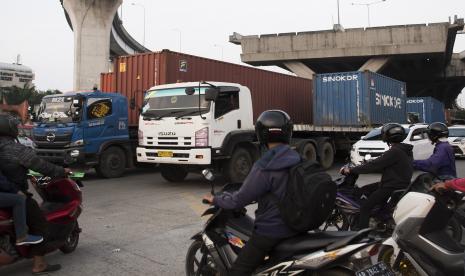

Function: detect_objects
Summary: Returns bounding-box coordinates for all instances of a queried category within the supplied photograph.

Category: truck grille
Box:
[33,134,72,148]
[145,136,193,147]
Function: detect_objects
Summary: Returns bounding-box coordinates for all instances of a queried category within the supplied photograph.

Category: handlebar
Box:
[28,170,85,180]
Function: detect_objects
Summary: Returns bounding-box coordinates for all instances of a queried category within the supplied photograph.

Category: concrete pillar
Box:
[283,61,315,80]
[63,0,122,90]
[358,57,390,72]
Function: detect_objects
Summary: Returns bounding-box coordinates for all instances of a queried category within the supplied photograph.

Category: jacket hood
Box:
[395,143,414,157]
[257,144,301,171]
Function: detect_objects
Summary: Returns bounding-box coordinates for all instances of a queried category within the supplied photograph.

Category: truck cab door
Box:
[84,96,127,154]
[210,91,242,148]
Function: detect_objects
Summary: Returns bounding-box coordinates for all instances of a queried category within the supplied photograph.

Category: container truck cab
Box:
[32,91,134,178]
[137,82,259,182]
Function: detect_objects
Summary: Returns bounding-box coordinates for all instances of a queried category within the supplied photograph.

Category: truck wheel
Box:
[225,147,253,183]
[96,147,126,178]
[298,142,317,162]
[160,165,188,182]
[319,142,334,169]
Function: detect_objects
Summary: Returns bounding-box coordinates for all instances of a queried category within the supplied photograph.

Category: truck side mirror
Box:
[72,99,82,108]
[130,98,136,110]
[205,88,219,102]
[185,87,195,95]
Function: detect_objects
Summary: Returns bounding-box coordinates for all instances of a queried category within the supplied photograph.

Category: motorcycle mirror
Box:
[364,154,372,161]
[202,169,215,182]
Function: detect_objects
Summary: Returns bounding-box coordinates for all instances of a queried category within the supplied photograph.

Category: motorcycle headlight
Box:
[195,127,209,147]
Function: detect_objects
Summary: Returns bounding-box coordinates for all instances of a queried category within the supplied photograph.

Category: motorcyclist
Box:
[0,114,70,274]
[341,123,414,230]
[203,110,301,276]
[413,122,457,179]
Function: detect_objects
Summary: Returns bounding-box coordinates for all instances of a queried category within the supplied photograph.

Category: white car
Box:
[350,124,435,165]
[448,125,465,158]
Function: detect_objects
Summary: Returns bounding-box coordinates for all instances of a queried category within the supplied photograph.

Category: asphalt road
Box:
[2,160,465,276]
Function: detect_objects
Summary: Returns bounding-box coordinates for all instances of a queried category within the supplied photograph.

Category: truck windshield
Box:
[142,88,210,118]
[37,96,77,123]
[363,127,410,141]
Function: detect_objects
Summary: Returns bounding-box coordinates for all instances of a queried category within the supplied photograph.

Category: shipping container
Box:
[406,97,445,123]
[100,50,313,126]
[313,71,407,127]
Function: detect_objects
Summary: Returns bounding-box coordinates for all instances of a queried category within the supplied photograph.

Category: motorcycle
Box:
[377,189,465,276]
[185,169,385,275]
[322,156,462,242]
[0,171,83,266]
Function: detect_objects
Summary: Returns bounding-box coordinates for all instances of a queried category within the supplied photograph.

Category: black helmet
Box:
[255,110,293,145]
[381,123,406,143]
[427,122,448,142]
[0,114,19,138]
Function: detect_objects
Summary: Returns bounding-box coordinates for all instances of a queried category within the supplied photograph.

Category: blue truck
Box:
[31,91,137,178]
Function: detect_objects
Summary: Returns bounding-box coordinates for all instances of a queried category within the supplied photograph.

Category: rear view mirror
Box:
[205,88,219,102]
[72,99,81,108]
[185,87,195,96]
[202,169,215,181]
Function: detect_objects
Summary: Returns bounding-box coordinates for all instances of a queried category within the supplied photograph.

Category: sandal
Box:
[32,264,62,275]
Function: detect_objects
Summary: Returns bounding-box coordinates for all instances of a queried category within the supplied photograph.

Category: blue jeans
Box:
[0,192,28,239]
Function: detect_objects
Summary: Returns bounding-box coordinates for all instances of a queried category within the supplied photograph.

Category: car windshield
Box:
[449,128,465,137]
[141,87,210,118]
[363,127,410,141]
[37,96,77,123]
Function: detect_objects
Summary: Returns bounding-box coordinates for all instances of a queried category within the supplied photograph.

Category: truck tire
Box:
[319,141,334,169]
[160,165,188,182]
[298,142,317,162]
[225,147,253,183]
[96,147,126,178]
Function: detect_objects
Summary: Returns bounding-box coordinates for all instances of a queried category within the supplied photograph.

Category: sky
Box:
[0,0,464,100]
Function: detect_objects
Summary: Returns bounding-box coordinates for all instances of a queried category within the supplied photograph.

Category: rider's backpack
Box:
[276,160,337,232]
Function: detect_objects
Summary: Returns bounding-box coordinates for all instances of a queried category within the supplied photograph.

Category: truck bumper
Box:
[136,147,211,165]
[35,147,90,166]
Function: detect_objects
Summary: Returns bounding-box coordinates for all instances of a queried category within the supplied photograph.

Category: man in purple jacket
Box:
[203,110,300,275]
[413,122,457,179]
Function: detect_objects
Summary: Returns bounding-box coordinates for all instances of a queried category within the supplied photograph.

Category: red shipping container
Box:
[101,50,312,126]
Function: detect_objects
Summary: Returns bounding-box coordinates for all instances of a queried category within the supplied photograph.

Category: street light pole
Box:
[131,3,146,46]
[337,0,341,25]
[351,0,386,27]
[172,29,182,52]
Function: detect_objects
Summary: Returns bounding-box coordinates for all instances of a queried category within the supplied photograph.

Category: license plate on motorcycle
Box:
[157,151,173,158]
[356,262,395,276]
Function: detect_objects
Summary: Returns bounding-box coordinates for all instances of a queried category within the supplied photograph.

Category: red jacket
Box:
[445,178,465,192]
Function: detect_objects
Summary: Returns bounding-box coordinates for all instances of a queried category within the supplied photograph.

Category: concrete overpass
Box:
[230,18,465,107]
[60,0,149,90]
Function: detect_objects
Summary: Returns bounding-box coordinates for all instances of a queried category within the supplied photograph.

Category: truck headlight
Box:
[195,127,209,147]
[70,150,80,157]
[138,129,144,145]
[70,139,84,147]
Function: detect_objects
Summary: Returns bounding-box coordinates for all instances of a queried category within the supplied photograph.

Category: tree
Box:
[0,85,62,106]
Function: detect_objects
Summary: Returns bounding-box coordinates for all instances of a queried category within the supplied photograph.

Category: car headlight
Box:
[461,139,465,145]
[69,139,84,147]
[195,127,209,147]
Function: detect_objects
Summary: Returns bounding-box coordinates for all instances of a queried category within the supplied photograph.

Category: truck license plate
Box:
[158,151,173,158]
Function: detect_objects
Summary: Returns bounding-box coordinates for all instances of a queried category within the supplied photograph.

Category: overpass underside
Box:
[231,19,465,107]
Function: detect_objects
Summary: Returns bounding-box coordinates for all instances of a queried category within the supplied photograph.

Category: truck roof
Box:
[148,81,245,91]
[43,91,123,98]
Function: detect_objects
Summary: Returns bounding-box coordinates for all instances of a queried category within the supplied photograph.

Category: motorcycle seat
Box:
[270,231,358,260]
[40,201,69,214]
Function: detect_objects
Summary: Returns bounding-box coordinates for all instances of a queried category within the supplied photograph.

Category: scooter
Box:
[378,189,465,276]
[185,169,385,276]
[0,171,83,266]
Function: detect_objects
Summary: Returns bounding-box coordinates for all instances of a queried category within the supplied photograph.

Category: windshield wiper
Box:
[142,110,183,120]
[175,110,203,119]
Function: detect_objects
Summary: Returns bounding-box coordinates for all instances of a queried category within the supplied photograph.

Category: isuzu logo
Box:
[322,75,358,82]
[158,131,176,136]
[46,133,56,142]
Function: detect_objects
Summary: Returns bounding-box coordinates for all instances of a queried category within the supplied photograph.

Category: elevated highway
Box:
[231,18,465,106]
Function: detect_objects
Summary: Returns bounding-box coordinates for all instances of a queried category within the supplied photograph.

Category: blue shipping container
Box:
[406,97,445,123]
[313,71,407,126]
